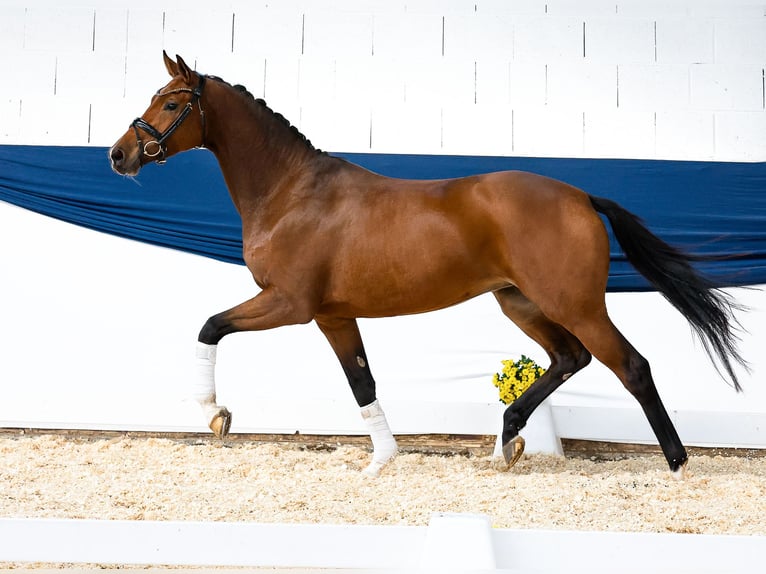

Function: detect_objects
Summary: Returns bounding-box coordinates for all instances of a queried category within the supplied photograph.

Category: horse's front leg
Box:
[194,287,313,438]
[315,315,397,477]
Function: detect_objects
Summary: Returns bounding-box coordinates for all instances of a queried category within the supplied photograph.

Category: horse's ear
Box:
[163,50,178,77]
[175,54,193,83]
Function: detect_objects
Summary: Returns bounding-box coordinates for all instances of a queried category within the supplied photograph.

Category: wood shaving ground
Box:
[1,434,765,537]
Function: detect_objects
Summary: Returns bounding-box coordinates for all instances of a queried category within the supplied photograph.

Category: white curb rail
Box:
[2,514,764,572]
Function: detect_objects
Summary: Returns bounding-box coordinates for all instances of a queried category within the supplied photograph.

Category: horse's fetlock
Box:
[502,407,524,443]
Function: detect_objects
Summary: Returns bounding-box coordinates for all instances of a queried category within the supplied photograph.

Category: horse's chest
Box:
[242,235,316,290]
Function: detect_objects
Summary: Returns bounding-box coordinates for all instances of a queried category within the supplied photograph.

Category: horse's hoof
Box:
[502,435,525,469]
[361,461,384,477]
[671,459,688,481]
[209,407,232,439]
[361,449,397,478]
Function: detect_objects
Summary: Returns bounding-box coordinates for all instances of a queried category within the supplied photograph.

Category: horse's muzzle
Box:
[109,144,140,176]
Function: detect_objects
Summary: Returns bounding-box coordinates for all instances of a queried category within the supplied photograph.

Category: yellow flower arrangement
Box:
[492,355,546,405]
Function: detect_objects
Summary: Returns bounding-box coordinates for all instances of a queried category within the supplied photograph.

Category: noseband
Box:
[131,74,207,164]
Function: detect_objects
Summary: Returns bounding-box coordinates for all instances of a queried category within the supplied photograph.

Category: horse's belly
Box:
[319,272,507,318]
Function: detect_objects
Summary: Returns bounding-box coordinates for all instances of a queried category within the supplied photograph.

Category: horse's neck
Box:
[204,86,318,215]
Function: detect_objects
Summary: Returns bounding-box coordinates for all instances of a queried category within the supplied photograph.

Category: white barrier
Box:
[1,201,765,450]
[2,514,764,572]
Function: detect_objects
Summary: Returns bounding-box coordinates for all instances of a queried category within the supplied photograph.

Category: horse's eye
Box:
[164,101,178,111]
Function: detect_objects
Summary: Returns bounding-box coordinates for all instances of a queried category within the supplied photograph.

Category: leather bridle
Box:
[131,74,207,164]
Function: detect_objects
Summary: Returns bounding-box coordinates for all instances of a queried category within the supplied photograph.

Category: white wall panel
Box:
[545,0,620,17]
[655,19,714,64]
[262,55,301,113]
[163,10,234,58]
[688,1,766,18]
[0,0,764,160]
[0,52,56,98]
[402,57,476,107]
[655,110,715,160]
[715,111,766,161]
[0,99,21,143]
[584,109,655,159]
[511,108,584,158]
[18,96,91,146]
[293,55,331,104]
[0,6,25,51]
[513,17,584,62]
[443,12,513,60]
[689,64,764,111]
[302,10,373,57]
[300,102,371,153]
[478,0,546,17]
[93,8,128,54]
[334,56,404,106]
[506,61,546,107]
[474,59,511,106]
[233,7,303,58]
[585,18,654,63]
[370,103,441,154]
[546,62,617,110]
[441,104,514,156]
[55,52,127,100]
[714,19,766,65]
[123,12,167,103]
[394,0,477,15]
[372,12,443,59]
[194,53,265,96]
[617,64,689,110]
[124,51,173,102]
[615,1,690,18]
[23,6,94,53]
[125,10,165,57]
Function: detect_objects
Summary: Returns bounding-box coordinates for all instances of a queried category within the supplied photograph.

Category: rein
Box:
[131,74,207,164]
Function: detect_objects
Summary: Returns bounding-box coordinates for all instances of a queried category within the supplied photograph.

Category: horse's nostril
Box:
[110,147,124,165]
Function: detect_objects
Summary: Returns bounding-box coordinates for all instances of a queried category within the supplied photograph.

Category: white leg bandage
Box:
[194,342,221,423]
[360,399,398,477]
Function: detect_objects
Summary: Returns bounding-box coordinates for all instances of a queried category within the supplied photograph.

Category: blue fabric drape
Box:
[1,144,764,290]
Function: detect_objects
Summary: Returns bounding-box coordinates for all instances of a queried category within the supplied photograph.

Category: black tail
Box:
[589,194,747,391]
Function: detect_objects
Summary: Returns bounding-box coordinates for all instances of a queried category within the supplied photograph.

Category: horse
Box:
[109,53,746,478]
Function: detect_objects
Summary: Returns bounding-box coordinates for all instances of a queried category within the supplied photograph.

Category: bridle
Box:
[131,74,207,164]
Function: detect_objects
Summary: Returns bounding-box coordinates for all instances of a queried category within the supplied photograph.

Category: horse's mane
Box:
[207,75,321,154]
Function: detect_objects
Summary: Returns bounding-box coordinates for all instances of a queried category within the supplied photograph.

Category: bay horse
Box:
[109,53,746,478]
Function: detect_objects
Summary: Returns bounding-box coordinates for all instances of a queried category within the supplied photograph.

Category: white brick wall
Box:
[0,0,763,160]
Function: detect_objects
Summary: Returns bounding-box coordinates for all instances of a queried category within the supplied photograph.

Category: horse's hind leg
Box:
[493,287,592,467]
[566,311,688,478]
[315,315,397,477]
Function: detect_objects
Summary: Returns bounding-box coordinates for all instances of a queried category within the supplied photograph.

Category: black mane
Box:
[207,75,321,153]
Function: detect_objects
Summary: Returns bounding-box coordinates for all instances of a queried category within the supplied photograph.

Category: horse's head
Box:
[109,52,206,176]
